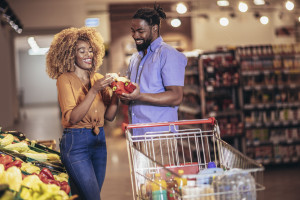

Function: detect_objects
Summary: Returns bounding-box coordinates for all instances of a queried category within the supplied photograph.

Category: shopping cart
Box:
[124,117,265,200]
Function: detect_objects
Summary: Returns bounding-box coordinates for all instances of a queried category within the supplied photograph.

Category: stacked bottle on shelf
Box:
[237,44,300,164]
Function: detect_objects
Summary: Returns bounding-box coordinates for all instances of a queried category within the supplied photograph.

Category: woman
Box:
[46,27,118,200]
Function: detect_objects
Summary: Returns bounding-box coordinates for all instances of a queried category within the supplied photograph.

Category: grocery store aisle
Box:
[3,104,300,200]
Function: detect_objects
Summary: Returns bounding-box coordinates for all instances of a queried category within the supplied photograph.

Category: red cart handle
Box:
[123,117,216,130]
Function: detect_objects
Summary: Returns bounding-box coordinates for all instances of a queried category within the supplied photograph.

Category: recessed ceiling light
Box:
[171,18,181,27]
[260,16,269,24]
[238,2,249,12]
[253,0,265,5]
[217,0,229,7]
[285,1,294,11]
[219,17,229,26]
[176,3,187,14]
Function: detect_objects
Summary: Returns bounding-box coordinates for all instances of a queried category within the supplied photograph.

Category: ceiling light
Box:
[238,2,248,12]
[219,17,229,26]
[217,0,229,7]
[27,37,39,52]
[171,18,181,27]
[260,16,269,24]
[176,3,187,14]
[28,48,49,56]
[253,0,265,5]
[285,1,294,11]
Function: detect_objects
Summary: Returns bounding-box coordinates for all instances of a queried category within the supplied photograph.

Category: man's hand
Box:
[119,83,140,102]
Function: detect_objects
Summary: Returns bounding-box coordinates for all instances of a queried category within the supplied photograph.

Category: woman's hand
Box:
[92,75,114,93]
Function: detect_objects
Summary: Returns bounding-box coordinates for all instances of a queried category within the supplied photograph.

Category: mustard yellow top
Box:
[57,72,110,134]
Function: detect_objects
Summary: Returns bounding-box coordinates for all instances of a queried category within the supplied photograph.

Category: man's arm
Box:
[120,83,183,107]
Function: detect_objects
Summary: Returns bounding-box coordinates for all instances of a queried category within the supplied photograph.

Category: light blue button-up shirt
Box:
[127,36,187,136]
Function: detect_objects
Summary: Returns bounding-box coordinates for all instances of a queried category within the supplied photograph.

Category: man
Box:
[120,5,187,171]
[121,4,187,137]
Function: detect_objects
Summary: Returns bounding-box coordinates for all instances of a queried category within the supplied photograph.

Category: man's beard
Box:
[135,38,152,52]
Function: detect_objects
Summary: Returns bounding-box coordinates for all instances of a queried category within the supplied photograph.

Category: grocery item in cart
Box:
[212,169,256,200]
[125,118,265,200]
[196,162,223,185]
[174,169,187,196]
[166,172,179,200]
[182,181,215,200]
[152,173,167,200]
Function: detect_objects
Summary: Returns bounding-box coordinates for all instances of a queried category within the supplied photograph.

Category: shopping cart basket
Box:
[124,117,265,200]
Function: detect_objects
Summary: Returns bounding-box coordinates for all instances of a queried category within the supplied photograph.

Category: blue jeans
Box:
[59,128,107,200]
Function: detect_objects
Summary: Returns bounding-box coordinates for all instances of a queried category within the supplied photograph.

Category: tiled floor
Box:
[3,105,300,200]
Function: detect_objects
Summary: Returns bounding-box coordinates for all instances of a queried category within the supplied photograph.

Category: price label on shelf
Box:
[290,84,296,88]
[273,121,280,126]
[257,104,264,109]
[206,85,214,92]
[207,66,214,73]
[244,86,251,91]
[208,111,216,117]
[254,85,262,90]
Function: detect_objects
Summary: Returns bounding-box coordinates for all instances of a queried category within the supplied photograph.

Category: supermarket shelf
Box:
[207,110,242,118]
[179,104,201,115]
[247,140,300,147]
[185,69,199,75]
[245,120,300,128]
[243,84,300,91]
[243,102,300,110]
[183,86,200,95]
[241,69,300,76]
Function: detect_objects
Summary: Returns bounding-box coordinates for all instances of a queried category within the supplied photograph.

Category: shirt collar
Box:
[138,36,163,57]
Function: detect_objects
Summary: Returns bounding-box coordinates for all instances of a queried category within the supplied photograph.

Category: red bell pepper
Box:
[40,168,54,180]
[60,184,71,195]
[110,81,129,95]
[124,82,136,93]
[5,160,23,169]
[48,179,60,186]
[0,155,13,166]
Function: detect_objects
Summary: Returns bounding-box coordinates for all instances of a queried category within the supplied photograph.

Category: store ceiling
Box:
[14,0,300,51]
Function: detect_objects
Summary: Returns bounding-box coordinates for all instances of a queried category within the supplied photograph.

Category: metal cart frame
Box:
[124,118,265,200]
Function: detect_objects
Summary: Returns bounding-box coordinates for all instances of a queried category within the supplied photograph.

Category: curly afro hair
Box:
[46,27,105,79]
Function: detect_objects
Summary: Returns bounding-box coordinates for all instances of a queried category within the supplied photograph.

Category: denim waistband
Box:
[63,127,103,134]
